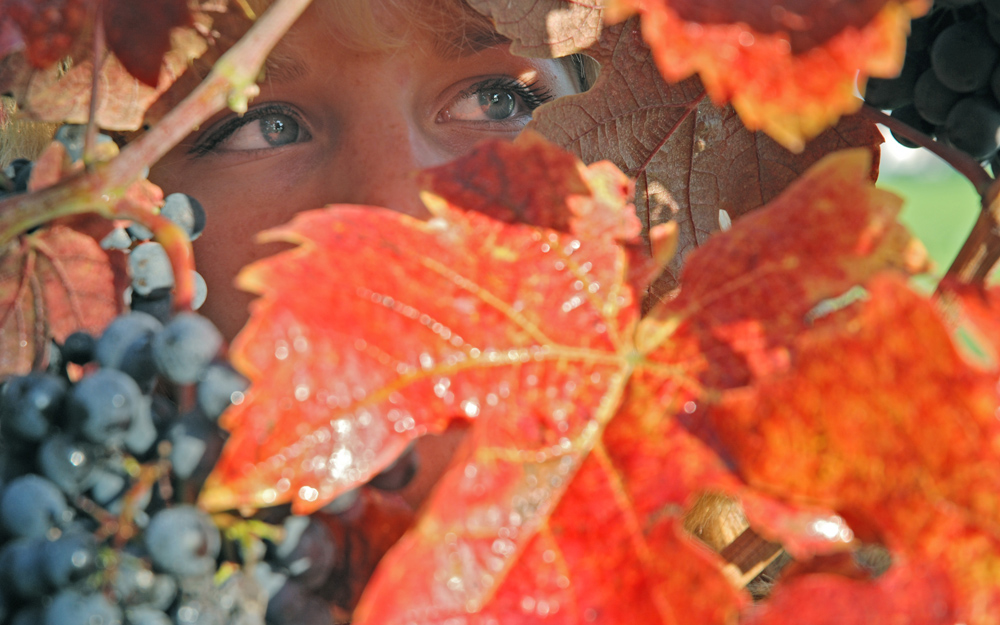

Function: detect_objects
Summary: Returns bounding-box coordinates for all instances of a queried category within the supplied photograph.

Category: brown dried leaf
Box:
[0,225,121,377]
[466,0,606,57]
[13,27,207,130]
[528,18,883,304]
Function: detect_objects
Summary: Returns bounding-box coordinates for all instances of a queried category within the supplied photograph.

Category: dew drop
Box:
[683,401,697,414]
[298,486,319,502]
[294,385,310,401]
[521,597,536,612]
[542,550,556,563]
[275,343,289,360]
[419,352,435,369]
[540,243,551,253]
[231,391,245,405]
[461,399,481,418]
[464,463,478,479]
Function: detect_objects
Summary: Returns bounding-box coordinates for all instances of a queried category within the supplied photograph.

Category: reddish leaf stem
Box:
[83,0,105,164]
[859,105,1000,287]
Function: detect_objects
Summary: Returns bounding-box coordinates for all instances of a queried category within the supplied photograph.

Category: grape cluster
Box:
[863,0,1000,166]
[1,126,423,623]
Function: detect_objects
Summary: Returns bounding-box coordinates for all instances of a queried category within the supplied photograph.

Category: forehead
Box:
[258,0,509,81]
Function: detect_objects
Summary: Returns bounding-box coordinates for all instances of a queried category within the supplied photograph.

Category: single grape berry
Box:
[40,530,98,588]
[931,20,1000,93]
[153,313,223,385]
[0,474,73,539]
[913,68,962,124]
[0,538,49,599]
[95,311,164,370]
[61,331,97,364]
[37,433,95,496]
[130,286,173,324]
[197,362,250,421]
[269,516,337,590]
[888,105,934,149]
[66,369,146,448]
[264,579,334,625]
[939,96,1000,160]
[129,242,174,295]
[126,607,173,625]
[145,506,221,578]
[161,193,207,241]
[863,54,923,109]
[44,588,124,625]
[0,373,67,441]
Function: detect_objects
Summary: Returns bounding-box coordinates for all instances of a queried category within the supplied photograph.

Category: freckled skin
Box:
[150,0,578,511]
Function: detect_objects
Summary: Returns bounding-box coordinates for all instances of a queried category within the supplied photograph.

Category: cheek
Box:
[150,153,323,340]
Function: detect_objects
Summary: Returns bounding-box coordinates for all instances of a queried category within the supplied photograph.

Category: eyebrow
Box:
[262,52,311,83]
[435,20,511,58]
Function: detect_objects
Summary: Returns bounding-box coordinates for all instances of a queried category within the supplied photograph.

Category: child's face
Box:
[150,0,579,341]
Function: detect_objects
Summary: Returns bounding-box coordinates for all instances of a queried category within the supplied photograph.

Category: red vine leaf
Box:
[705,276,1000,624]
[605,0,929,150]
[349,148,932,624]
[0,0,91,69]
[530,19,884,304]
[0,225,121,377]
[465,0,606,57]
[104,0,192,87]
[199,133,650,515]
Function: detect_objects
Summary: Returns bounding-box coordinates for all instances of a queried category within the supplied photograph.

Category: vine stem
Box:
[858,105,1000,287]
[0,0,315,307]
[83,0,105,163]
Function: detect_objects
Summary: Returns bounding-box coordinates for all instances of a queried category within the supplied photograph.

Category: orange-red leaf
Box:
[606,0,929,150]
[200,134,649,515]
[1,0,90,69]
[0,225,121,377]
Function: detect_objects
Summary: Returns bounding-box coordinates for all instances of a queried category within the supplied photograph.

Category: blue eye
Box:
[259,113,301,146]
[477,89,517,120]
[192,104,309,155]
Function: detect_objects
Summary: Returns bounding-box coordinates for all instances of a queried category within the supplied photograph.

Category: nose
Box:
[330,109,445,219]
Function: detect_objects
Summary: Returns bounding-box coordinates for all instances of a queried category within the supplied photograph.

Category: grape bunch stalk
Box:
[0,130,421,625]
[864,0,1000,169]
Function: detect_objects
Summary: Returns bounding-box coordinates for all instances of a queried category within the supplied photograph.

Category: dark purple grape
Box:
[95,312,163,371]
[888,105,934,149]
[61,331,97,365]
[145,506,220,578]
[196,362,249,421]
[88,465,128,507]
[914,68,962,124]
[111,555,177,610]
[37,433,95,496]
[0,373,67,441]
[863,53,923,109]
[67,369,147,448]
[907,14,936,52]
[101,227,134,251]
[269,516,336,590]
[40,530,98,588]
[0,538,48,598]
[124,396,158,457]
[153,313,222,385]
[939,96,1000,160]
[0,474,72,539]
[169,413,225,482]
[0,587,7,624]
[931,20,1000,93]
[161,194,206,241]
[44,588,124,625]
[129,242,173,295]
[264,580,333,625]
[130,287,173,325]
[368,444,418,491]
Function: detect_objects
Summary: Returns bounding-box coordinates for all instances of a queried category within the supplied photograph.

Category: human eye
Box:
[437,77,554,126]
[190,103,311,155]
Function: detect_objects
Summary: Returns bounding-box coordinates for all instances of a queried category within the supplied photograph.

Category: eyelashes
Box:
[466,76,554,111]
[189,75,556,157]
[189,104,307,156]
